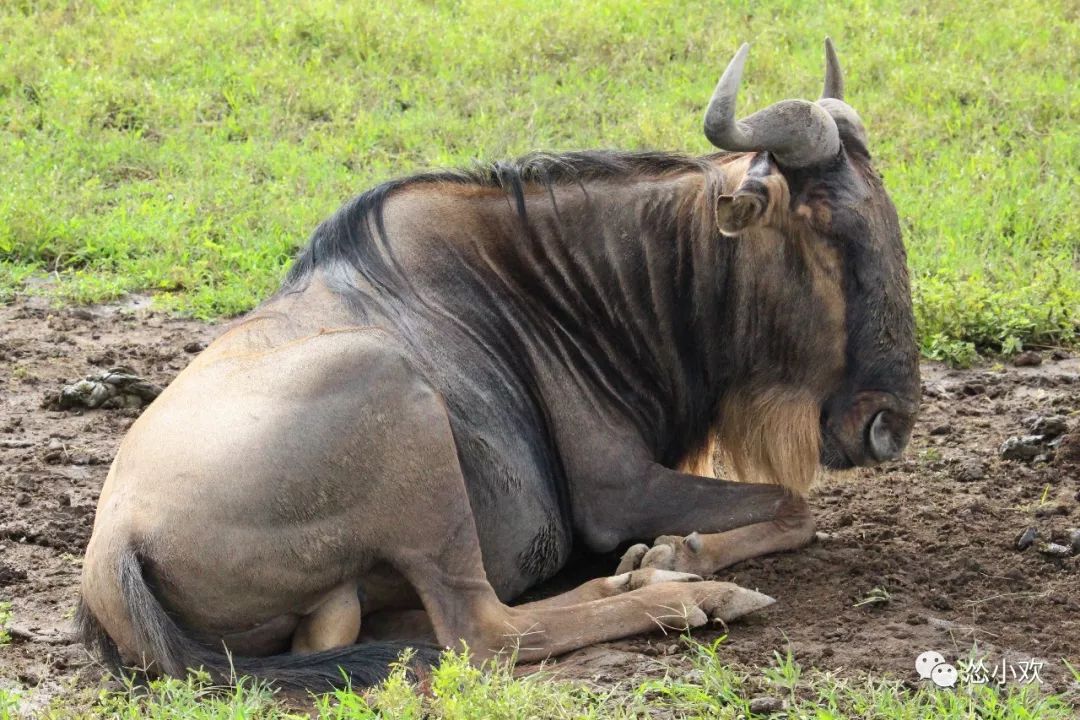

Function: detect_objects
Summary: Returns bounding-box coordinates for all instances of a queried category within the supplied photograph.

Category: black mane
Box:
[281,149,724,296]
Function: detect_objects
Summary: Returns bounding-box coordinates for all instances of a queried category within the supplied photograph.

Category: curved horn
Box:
[703,43,840,168]
[822,37,844,100]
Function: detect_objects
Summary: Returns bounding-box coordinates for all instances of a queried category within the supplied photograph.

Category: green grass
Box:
[0,0,1077,363]
[0,602,11,647]
[4,642,1077,719]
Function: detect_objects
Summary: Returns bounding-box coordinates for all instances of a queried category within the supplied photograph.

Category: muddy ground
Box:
[1,296,1078,708]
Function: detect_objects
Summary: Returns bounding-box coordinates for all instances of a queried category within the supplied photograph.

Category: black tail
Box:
[76,547,439,691]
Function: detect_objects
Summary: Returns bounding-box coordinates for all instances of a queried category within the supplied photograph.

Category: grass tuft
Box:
[7,640,1077,718]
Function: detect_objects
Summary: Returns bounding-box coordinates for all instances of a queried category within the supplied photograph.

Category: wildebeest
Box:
[78,39,920,690]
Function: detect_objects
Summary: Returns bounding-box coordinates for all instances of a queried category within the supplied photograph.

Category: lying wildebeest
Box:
[78,39,920,689]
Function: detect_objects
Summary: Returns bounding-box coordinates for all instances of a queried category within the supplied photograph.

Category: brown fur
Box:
[675,437,718,479]
[715,387,822,494]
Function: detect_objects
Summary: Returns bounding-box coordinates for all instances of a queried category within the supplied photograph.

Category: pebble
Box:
[748,696,784,715]
[955,460,986,482]
[1015,526,1038,551]
[69,308,96,321]
[1000,435,1043,461]
[1013,350,1043,367]
[961,382,986,396]
[15,492,31,506]
[929,424,952,436]
[1038,542,1073,558]
[183,341,206,354]
[1034,504,1069,518]
[1029,415,1068,439]
[1068,528,1080,555]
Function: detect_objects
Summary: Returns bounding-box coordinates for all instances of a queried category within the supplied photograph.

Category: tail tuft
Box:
[79,546,440,691]
[75,597,123,675]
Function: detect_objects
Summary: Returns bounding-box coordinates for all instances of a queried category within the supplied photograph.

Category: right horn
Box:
[703,42,841,168]
[822,37,844,100]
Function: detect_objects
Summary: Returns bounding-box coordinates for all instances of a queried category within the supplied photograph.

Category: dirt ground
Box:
[1,296,1078,706]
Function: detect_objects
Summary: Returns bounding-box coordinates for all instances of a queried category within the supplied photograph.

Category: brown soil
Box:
[1,297,1078,706]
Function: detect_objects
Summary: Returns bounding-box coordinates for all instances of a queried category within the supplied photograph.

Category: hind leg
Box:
[400,545,774,661]
[513,568,704,610]
[382,418,773,661]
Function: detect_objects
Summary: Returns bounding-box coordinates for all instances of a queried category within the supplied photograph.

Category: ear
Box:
[716,188,768,236]
[716,152,789,237]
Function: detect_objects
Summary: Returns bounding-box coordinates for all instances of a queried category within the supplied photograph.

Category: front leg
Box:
[616,494,815,576]
[573,459,814,575]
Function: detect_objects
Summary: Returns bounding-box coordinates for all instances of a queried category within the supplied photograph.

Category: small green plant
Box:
[921,447,943,463]
[763,646,803,697]
[0,602,12,646]
[853,586,893,608]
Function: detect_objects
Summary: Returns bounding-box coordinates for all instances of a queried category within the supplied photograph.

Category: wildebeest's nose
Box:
[867,410,907,462]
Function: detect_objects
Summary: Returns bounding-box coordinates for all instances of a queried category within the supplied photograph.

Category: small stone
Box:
[1038,542,1072,558]
[1000,436,1043,461]
[1015,526,1038,551]
[955,460,986,482]
[1067,528,1080,555]
[1013,350,1043,367]
[69,308,95,321]
[748,696,785,715]
[1034,504,1069,518]
[1056,432,1080,467]
[665,643,679,655]
[1050,349,1069,360]
[15,492,31,506]
[87,350,115,365]
[929,424,952,436]
[1030,416,1068,439]
[929,593,954,611]
[183,341,206,354]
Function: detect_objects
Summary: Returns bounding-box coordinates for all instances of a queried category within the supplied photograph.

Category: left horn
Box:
[703,42,840,168]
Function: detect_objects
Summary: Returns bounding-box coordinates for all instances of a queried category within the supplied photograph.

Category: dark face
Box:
[703,39,920,473]
[788,144,921,469]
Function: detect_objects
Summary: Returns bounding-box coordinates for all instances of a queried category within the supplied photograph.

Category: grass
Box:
[0,602,11,646]
[0,0,1077,364]
[3,641,1077,719]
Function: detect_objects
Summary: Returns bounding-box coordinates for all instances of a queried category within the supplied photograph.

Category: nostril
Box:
[868,410,903,462]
